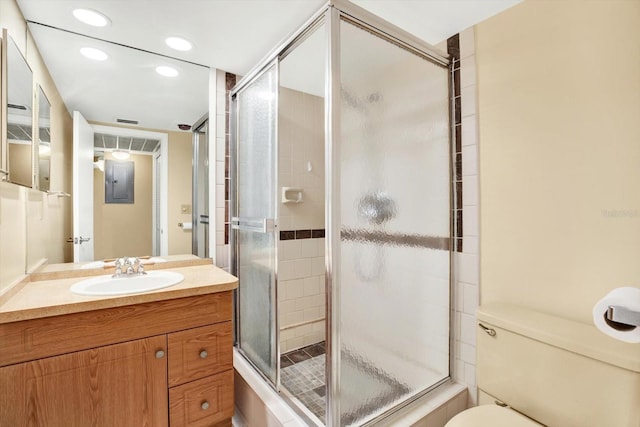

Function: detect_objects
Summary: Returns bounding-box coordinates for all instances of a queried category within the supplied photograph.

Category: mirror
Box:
[4,31,34,188]
[25,23,208,261]
[37,86,51,191]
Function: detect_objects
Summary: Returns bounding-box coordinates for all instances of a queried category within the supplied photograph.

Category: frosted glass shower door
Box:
[232,64,279,384]
[333,19,451,426]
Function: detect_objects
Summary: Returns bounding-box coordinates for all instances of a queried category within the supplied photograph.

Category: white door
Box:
[72,111,94,262]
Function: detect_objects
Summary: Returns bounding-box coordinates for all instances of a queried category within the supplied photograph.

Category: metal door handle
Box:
[231,217,275,233]
[74,237,91,244]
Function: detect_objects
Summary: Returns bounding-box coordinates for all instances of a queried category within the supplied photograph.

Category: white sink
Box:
[70,271,184,296]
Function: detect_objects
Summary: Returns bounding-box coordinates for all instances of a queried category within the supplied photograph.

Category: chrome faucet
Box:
[113,256,146,278]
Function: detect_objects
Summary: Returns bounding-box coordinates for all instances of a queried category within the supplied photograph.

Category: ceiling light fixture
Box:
[112,149,130,160]
[72,9,111,27]
[80,47,108,61]
[155,65,179,77]
[165,37,192,51]
[39,142,51,155]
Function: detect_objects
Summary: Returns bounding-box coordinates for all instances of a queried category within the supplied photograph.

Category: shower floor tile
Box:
[281,343,327,422]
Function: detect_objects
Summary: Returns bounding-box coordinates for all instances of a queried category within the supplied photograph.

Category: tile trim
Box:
[280,229,326,240]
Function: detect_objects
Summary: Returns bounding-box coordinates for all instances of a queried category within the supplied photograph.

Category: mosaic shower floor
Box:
[280,342,410,425]
[281,343,327,422]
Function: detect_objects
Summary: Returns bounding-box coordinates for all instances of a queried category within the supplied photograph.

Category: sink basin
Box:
[70,271,184,296]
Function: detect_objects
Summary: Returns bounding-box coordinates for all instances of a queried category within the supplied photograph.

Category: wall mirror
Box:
[37,85,51,191]
[24,22,208,262]
[3,30,34,188]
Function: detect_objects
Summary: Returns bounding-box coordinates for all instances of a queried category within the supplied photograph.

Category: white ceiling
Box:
[15,0,521,132]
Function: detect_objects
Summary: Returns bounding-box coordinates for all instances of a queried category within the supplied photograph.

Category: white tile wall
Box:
[279,237,326,353]
[215,70,230,271]
[452,27,480,407]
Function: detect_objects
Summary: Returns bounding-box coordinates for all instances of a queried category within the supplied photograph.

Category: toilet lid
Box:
[446,405,541,427]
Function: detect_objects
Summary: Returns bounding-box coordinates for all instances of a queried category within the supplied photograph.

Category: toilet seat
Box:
[445,405,541,427]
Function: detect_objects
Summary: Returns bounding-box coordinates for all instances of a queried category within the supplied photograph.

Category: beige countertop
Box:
[0,262,238,325]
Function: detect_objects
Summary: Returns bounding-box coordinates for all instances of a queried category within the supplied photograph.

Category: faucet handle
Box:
[113,257,124,276]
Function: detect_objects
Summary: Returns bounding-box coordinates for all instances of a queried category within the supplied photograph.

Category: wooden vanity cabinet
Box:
[0,291,234,426]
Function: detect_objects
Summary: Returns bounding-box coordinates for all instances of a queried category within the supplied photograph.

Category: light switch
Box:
[181,204,192,214]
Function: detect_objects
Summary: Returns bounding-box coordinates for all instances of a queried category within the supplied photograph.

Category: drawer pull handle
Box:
[201,401,210,410]
[200,350,208,359]
[155,350,165,359]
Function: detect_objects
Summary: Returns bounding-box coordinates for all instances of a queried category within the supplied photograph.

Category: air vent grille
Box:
[94,133,160,154]
[116,118,139,125]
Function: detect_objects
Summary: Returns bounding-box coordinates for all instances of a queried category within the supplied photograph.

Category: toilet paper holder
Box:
[606,305,640,328]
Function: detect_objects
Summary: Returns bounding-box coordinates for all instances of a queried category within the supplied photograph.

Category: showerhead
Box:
[357,191,397,225]
[341,88,383,112]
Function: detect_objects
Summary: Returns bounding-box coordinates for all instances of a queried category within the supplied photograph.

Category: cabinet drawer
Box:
[169,369,234,427]
[168,322,233,386]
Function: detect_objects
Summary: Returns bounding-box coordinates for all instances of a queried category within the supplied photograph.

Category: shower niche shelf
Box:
[281,187,303,204]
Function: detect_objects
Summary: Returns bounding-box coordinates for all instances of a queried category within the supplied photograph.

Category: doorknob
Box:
[74,237,92,244]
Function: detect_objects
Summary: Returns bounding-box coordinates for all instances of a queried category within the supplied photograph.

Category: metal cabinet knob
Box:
[155,350,165,359]
[199,350,208,359]
[201,401,210,410]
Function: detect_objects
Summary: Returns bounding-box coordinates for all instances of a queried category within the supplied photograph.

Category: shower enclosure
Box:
[231,1,453,425]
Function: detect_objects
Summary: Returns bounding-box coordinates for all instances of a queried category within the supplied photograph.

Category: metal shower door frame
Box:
[230,0,453,425]
[230,58,281,390]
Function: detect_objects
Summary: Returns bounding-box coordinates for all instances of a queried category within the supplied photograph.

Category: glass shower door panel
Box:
[337,19,451,425]
[235,64,278,384]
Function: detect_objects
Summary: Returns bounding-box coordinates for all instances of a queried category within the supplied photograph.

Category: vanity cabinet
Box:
[0,291,234,426]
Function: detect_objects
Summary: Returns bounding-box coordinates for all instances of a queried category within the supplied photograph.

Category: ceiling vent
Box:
[116,118,139,125]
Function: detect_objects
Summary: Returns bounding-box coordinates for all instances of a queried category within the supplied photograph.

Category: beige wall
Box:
[167,129,192,255]
[93,152,152,260]
[7,143,31,187]
[0,0,73,295]
[476,0,640,323]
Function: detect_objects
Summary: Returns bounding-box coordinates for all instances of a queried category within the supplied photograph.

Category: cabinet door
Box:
[0,335,168,426]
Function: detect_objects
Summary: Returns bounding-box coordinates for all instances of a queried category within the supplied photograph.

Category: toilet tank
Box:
[476,303,640,427]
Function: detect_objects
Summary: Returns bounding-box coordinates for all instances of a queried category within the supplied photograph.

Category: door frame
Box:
[90,124,169,256]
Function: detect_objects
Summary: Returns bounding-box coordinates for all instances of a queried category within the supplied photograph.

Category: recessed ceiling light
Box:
[156,65,179,77]
[165,37,192,51]
[72,9,111,27]
[80,47,108,61]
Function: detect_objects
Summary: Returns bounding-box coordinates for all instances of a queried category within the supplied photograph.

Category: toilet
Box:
[446,303,640,427]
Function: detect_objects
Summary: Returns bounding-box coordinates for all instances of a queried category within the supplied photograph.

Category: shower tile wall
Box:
[278,87,326,353]
[442,28,480,406]
[215,70,236,272]
[278,237,326,352]
[278,87,325,231]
